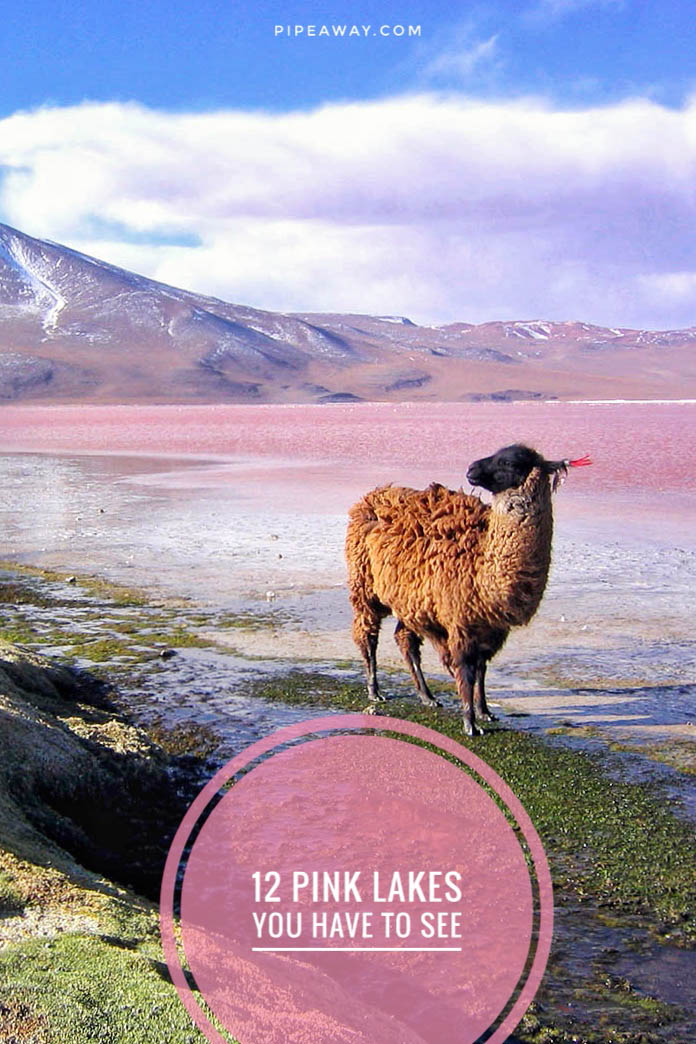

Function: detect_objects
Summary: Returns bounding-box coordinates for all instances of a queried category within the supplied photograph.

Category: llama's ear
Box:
[547,453,592,492]
[551,463,568,493]
[542,458,568,491]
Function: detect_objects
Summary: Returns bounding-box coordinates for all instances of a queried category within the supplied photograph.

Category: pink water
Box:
[0,400,693,603]
[0,400,693,493]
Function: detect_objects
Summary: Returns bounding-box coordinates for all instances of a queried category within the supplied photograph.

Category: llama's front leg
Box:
[353,617,387,703]
[394,621,441,707]
[452,651,483,737]
[474,656,497,722]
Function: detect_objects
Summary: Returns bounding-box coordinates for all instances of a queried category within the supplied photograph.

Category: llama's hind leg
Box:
[451,649,483,737]
[473,656,497,722]
[353,614,387,703]
[394,621,441,708]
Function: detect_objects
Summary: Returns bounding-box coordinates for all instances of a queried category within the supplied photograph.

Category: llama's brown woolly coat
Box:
[346,466,554,659]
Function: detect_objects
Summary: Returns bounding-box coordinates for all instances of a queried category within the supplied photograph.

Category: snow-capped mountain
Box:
[0,222,694,402]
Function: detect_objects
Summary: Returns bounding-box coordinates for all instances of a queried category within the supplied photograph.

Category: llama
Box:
[346,444,591,736]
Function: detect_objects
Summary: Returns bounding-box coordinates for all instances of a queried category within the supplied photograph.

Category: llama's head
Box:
[466,444,590,494]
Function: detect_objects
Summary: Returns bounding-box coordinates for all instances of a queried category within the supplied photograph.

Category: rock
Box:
[0,639,79,699]
[0,641,186,898]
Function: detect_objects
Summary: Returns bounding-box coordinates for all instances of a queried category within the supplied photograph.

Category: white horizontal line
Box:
[252,947,462,952]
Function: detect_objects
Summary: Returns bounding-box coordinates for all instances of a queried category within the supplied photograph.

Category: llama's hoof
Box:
[463,721,484,737]
[478,712,498,723]
[419,694,442,708]
[368,693,388,703]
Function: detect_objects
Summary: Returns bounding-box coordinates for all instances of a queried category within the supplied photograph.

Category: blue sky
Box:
[2,1,696,328]
[2,0,695,114]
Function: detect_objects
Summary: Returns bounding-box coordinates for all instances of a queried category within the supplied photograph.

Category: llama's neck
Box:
[481,468,554,628]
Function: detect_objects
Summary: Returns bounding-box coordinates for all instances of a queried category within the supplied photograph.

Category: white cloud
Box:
[422,33,500,83]
[1,94,696,328]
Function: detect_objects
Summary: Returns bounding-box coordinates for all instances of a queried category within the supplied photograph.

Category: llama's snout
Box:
[466,460,486,487]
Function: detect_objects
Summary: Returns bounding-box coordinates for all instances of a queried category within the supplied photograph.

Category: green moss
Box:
[0,934,207,1044]
[0,624,37,645]
[27,620,213,665]
[144,719,220,759]
[0,579,58,609]
[517,1008,581,1043]
[251,670,367,709]
[597,975,679,1018]
[143,628,214,650]
[0,562,68,585]
[108,621,143,636]
[66,638,145,663]
[71,576,149,608]
[516,965,686,1043]
[0,560,150,609]
[436,724,695,941]
[252,670,696,942]
[0,568,238,671]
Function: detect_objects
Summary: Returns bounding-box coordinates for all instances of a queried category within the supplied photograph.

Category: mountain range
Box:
[1,222,694,403]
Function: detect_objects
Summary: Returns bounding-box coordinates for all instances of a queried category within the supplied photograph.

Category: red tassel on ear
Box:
[568,455,592,467]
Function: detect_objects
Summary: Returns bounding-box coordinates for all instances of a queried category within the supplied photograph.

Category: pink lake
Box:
[0,401,693,487]
[1,399,694,524]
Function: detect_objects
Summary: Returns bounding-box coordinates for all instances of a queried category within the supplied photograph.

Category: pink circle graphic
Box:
[161,714,553,1044]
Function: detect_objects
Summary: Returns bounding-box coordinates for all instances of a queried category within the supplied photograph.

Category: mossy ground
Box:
[1,932,206,1044]
[250,672,696,942]
[0,562,221,684]
[1,565,694,1044]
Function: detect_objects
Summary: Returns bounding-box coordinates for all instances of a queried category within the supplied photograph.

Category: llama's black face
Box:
[466,444,547,494]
